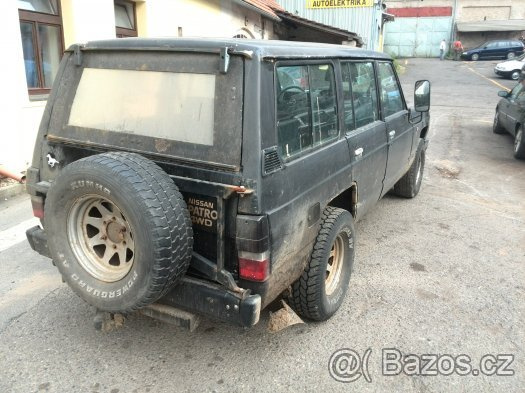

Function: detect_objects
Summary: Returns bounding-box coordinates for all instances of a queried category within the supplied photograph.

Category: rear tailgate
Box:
[46,49,244,171]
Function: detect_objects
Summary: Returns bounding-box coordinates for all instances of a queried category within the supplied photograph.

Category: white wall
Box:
[138,0,275,39]
[61,0,116,48]
[0,1,44,174]
[1,0,276,175]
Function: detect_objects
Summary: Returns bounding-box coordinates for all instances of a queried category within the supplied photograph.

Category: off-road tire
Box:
[493,109,506,134]
[514,127,525,159]
[392,140,426,198]
[288,207,355,321]
[45,152,193,312]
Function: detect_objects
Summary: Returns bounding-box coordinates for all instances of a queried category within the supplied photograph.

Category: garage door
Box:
[384,16,452,58]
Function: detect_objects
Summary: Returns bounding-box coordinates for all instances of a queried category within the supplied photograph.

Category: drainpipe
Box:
[0,165,25,183]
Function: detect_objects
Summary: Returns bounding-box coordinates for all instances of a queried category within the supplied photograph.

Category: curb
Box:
[0,183,26,201]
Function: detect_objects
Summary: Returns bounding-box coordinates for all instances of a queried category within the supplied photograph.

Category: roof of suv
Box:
[68,37,391,61]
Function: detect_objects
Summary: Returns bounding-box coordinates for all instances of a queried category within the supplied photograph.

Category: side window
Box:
[378,62,405,118]
[342,62,379,129]
[276,64,338,159]
[341,64,354,131]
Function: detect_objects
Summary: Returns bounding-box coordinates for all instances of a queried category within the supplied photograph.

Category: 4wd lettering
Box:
[186,196,218,231]
[70,180,110,194]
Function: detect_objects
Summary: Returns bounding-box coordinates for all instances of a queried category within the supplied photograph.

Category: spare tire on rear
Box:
[44,152,193,312]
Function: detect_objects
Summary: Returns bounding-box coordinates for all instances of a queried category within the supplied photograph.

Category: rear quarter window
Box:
[276,63,338,159]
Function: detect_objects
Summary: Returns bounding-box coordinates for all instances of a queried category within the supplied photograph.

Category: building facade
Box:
[2,0,279,174]
[383,0,525,57]
[276,0,388,50]
[3,0,361,176]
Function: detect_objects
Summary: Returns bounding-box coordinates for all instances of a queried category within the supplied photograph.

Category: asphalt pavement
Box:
[0,58,524,393]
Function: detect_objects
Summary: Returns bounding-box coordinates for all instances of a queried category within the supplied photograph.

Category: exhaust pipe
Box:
[0,165,26,183]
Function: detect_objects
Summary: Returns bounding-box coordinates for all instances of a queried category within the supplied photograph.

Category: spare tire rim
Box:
[67,195,135,282]
[325,234,345,296]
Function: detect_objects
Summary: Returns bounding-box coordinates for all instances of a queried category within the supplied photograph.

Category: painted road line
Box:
[467,67,511,92]
[0,217,40,252]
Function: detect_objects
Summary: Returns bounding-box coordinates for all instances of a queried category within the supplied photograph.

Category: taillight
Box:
[236,215,270,282]
[239,251,269,282]
[31,196,45,219]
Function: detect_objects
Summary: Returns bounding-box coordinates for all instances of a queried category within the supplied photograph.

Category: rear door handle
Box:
[389,130,396,140]
[354,147,364,157]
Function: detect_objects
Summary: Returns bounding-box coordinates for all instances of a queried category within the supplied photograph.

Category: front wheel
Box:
[392,140,426,198]
[514,127,525,159]
[507,52,516,60]
[493,109,506,134]
[288,207,355,321]
[471,53,480,61]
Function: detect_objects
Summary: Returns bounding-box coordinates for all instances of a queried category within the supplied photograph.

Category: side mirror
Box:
[414,80,430,112]
[498,90,509,97]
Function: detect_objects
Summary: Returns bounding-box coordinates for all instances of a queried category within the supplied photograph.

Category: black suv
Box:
[461,40,524,61]
[26,38,430,327]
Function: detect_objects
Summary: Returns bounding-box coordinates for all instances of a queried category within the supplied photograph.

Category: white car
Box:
[494,53,525,80]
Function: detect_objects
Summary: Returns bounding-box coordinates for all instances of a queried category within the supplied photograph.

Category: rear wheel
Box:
[507,52,516,60]
[514,127,525,159]
[471,53,479,61]
[288,207,355,321]
[45,152,193,312]
[511,70,520,80]
[493,109,506,134]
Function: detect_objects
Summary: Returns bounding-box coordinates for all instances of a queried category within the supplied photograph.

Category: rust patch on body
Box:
[154,139,171,153]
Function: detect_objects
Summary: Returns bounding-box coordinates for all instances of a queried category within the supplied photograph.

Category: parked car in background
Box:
[494,53,525,80]
[462,40,524,61]
[493,83,525,159]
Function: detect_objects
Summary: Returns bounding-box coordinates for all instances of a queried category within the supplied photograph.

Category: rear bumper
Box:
[159,277,261,327]
[26,225,51,258]
[26,226,261,327]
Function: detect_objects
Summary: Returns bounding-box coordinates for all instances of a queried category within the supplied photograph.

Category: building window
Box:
[115,1,137,38]
[233,28,254,39]
[18,0,63,94]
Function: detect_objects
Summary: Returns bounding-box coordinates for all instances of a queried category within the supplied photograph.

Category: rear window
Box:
[48,51,244,169]
[69,68,216,146]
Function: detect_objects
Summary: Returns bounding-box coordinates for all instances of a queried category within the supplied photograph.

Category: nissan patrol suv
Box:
[26,38,430,327]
